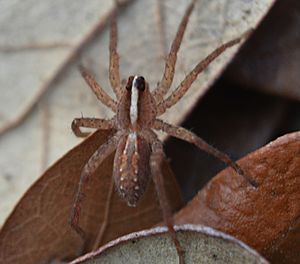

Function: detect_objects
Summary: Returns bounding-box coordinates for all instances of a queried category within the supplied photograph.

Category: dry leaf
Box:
[71,225,269,264]
[0,0,275,228]
[0,0,119,134]
[174,132,300,263]
[0,129,182,264]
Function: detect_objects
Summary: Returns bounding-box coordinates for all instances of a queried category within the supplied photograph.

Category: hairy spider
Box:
[70,0,257,263]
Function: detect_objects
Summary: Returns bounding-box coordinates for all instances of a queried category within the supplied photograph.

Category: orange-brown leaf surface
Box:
[174,132,300,264]
[0,129,182,264]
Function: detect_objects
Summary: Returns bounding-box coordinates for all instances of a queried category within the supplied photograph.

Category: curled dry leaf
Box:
[174,132,300,264]
[0,129,182,264]
[71,225,268,264]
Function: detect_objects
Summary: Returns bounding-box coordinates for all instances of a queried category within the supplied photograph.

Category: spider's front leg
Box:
[150,140,185,264]
[156,32,251,116]
[109,6,122,99]
[72,117,115,138]
[154,119,258,188]
[70,132,121,241]
[152,0,196,103]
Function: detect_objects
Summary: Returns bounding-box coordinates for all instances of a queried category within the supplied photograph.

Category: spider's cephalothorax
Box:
[116,75,157,131]
[70,1,257,262]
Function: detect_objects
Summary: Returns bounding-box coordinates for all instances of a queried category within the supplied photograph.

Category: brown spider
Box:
[70,0,257,263]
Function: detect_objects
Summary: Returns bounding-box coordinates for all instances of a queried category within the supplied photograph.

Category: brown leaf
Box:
[71,225,269,264]
[174,132,300,263]
[0,129,182,264]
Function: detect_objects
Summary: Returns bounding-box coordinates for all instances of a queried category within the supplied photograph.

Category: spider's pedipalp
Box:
[72,118,115,138]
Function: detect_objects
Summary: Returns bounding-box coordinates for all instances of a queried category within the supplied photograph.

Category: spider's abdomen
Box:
[113,132,151,207]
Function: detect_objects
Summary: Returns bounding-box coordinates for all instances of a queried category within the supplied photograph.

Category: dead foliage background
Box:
[0,0,299,263]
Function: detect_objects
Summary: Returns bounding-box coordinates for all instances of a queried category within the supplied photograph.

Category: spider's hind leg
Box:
[150,139,185,264]
[70,132,121,244]
[153,119,258,188]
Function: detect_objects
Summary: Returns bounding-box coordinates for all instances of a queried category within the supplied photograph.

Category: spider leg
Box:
[152,0,196,103]
[157,31,251,116]
[109,5,122,99]
[79,65,117,112]
[93,172,115,250]
[153,119,258,187]
[70,132,121,242]
[150,139,185,264]
[155,0,167,59]
[72,118,115,138]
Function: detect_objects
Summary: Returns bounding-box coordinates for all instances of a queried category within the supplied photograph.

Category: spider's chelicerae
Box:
[70,0,257,262]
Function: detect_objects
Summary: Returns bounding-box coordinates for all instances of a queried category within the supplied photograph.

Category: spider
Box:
[70,0,257,263]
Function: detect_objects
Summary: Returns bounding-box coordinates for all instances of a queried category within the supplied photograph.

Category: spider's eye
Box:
[126,76,134,91]
[135,76,145,91]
